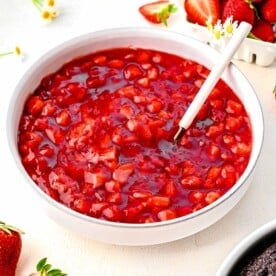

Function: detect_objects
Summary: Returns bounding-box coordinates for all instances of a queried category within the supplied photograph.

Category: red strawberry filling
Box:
[18,47,252,223]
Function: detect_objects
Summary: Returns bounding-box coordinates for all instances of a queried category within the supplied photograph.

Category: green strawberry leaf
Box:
[35,257,67,276]
[37,257,47,271]
[158,3,178,26]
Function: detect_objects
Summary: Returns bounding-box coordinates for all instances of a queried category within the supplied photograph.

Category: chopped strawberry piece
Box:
[74,198,91,214]
[99,147,118,161]
[231,142,252,156]
[147,196,170,207]
[108,59,124,69]
[181,175,203,189]
[112,163,134,183]
[45,127,64,145]
[84,171,107,188]
[26,96,44,115]
[93,55,107,65]
[117,85,140,98]
[39,144,54,157]
[206,142,220,160]
[41,101,56,116]
[147,100,163,113]
[189,191,204,204]
[147,66,159,80]
[225,116,242,131]
[120,104,134,119]
[137,50,151,63]
[56,109,71,126]
[123,204,145,222]
[102,205,122,222]
[86,76,105,88]
[162,180,177,197]
[124,64,143,80]
[205,191,221,204]
[206,123,224,137]
[105,180,121,193]
[90,202,108,217]
[66,83,87,100]
[132,191,153,198]
[226,100,243,115]
[136,77,150,88]
[107,193,122,204]
[157,209,176,221]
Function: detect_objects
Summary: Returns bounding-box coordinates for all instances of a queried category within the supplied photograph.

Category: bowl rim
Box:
[7,26,265,229]
[216,219,276,275]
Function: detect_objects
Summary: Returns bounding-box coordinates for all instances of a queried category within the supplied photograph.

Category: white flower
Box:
[212,20,223,40]
[223,16,238,37]
[32,0,59,21]
[0,46,25,61]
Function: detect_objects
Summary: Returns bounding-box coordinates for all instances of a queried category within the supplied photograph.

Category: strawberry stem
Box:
[0,221,24,235]
[159,3,178,26]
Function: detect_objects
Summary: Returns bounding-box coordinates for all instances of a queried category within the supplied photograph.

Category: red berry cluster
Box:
[184,0,276,43]
[222,0,276,43]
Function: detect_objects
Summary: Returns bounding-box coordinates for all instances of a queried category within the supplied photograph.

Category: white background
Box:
[0,1,275,275]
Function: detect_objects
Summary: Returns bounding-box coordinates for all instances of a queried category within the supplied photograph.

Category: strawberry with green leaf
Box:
[0,221,24,276]
[139,0,178,26]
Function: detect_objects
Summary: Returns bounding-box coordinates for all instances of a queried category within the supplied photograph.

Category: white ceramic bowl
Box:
[217,219,276,275]
[7,27,264,245]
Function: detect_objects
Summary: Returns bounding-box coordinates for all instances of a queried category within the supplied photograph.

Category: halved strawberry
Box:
[139,1,178,26]
[184,0,220,26]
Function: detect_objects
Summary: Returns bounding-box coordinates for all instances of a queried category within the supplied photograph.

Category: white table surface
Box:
[0,1,276,275]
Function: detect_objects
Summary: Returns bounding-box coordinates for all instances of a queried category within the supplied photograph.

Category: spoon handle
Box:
[174,22,252,142]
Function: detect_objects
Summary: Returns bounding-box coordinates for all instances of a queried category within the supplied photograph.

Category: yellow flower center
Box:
[214,30,221,40]
[14,46,21,56]
[47,0,55,7]
[41,10,51,20]
[225,24,233,34]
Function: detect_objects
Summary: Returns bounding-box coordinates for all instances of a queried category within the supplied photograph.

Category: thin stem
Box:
[32,0,44,11]
[0,51,13,57]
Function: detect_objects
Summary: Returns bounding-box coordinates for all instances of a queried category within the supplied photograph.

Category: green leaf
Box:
[35,257,67,276]
[41,264,52,273]
[0,221,24,235]
[158,3,178,27]
[37,257,48,271]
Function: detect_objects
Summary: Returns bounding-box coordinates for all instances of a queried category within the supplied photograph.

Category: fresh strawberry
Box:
[139,1,178,26]
[250,19,275,42]
[184,0,220,26]
[0,221,23,276]
[259,0,276,23]
[222,0,255,25]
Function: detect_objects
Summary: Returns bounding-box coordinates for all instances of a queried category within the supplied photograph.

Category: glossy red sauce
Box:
[18,48,252,223]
